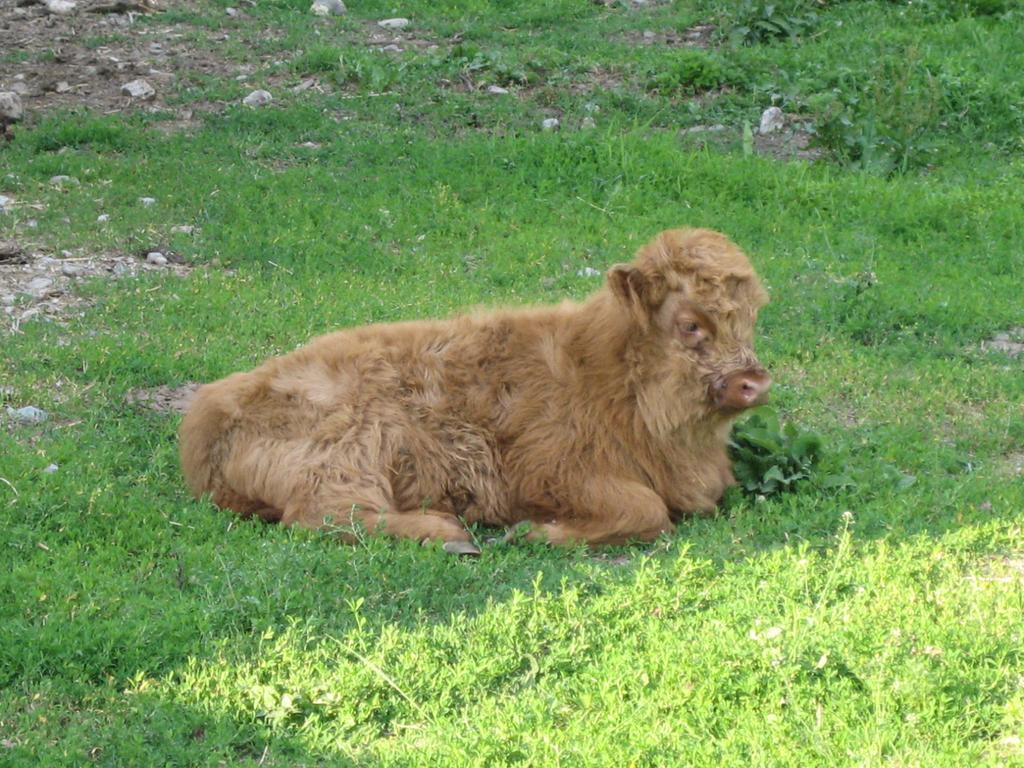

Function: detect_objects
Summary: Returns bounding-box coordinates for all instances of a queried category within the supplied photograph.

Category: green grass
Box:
[2,0,1024,765]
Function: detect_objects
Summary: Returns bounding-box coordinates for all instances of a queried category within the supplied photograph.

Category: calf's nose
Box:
[715,369,771,411]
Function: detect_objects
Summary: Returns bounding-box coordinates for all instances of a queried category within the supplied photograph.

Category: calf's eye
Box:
[678,319,706,349]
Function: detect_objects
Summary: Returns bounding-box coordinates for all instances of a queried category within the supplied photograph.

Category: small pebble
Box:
[61,264,83,277]
[44,463,59,474]
[7,406,49,424]
[310,0,346,15]
[0,195,12,213]
[487,85,509,95]
[541,118,560,131]
[26,276,53,294]
[139,197,156,207]
[121,79,156,100]
[0,91,24,123]
[759,106,785,134]
[44,0,76,14]
[684,124,726,134]
[170,224,194,235]
[97,214,110,223]
[577,267,602,277]
[146,252,168,266]
[50,175,79,187]
[377,17,409,29]
[225,6,237,15]
[242,89,273,107]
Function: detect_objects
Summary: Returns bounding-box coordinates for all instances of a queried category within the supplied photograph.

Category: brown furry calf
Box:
[179,228,770,549]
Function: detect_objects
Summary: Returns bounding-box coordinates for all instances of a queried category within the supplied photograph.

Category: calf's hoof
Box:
[442,540,482,557]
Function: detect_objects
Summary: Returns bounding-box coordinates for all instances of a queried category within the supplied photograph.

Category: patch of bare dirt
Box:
[982,328,1024,358]
[755,120,826,162]
[1000,452,1024,477]
[567,66,627,94]
[361,20,440,53]
[679,116,826,164]
[620,23,716,48]
[1,248,192,333]
[125,381,199,412]
[0,0,287,129]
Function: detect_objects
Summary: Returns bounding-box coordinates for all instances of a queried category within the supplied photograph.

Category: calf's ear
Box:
[608,264,652,331]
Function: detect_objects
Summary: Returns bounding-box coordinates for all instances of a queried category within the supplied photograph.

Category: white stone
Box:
[97,214,110,222]
[44,0,76,14]
[0,92,24,123]
[487,85,509,95]
[685,123,726,134]
[26,277,53,293]
[311,0,346,15]
[242,89,273,107]
[44,463,59,474]
[225,6,237,15]
[0,195,12,213]
[146,252,168,266]
[121,79,156,100]
[759,106,785,134]
[139,197,156,206]
[577,267,602,277]
[377,17,409,29]
[7,406,49,424]
[541,118,560,131]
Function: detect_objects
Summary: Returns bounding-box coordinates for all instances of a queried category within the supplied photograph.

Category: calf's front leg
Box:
[520,477,674,546]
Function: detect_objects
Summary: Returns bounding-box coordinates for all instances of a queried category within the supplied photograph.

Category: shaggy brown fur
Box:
[179,228,770,546]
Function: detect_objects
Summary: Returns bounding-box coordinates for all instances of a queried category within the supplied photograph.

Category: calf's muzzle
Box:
[713,368,771,411]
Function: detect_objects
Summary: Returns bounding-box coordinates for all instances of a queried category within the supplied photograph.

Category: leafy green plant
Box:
[337,50,402,92]
[721,0,822,45]
[645,50,734,95]
[809,52,944,174]
[729,407,822,496]
[444,43,534,87]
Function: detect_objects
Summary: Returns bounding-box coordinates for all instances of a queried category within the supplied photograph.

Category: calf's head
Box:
[608,228,770,419]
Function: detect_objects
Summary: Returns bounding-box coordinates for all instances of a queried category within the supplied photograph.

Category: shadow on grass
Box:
[4,461,1018,764]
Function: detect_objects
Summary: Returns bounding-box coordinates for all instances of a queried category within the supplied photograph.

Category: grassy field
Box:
[2,0,1024,764]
